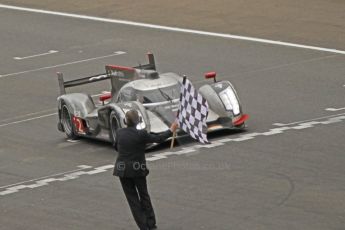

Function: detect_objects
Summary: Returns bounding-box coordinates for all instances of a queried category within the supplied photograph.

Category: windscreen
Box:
[136,84,180,104]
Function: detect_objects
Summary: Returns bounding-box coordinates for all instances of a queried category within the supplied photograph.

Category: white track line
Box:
[0,113,57,128]
[325,107,345,112]
[273,112,345,126]
[0,108,56,123]
[0,93,112,128]
[14,50,58,60]
[0,51,126,78]
[193,54,339,85]
[0,4,344,55]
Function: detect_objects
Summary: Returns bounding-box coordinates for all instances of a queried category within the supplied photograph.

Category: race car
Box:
[56,53,248,145]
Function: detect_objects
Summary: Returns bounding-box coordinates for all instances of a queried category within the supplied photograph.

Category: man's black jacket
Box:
[113,127,172,177]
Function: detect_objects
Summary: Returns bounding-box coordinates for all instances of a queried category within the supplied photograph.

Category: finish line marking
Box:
[0,165,112,196]
[0,4,344,55]
[1,113,345,197]
[0,165,92,190]
[14,50,59,60]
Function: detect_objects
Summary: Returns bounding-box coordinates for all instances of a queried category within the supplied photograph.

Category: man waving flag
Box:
[177,76,209,144]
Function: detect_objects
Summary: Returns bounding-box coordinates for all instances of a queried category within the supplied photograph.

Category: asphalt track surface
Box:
[0,5,345,230]
[1,0,345,50]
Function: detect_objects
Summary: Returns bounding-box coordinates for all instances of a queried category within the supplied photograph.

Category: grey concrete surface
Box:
[1,0,344,50]
[0,6,344,230]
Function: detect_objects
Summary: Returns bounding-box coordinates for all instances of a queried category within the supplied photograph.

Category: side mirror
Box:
[99,92,112,105]
[205,72,217,83]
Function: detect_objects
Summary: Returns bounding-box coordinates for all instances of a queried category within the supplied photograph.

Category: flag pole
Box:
[170,131,177,149]
[170,75,186,149]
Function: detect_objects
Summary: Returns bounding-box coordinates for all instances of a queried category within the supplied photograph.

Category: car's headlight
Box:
[136,120,146,130]
[219,87,240,115]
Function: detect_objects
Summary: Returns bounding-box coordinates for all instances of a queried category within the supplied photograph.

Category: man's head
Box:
[125,110,140,127]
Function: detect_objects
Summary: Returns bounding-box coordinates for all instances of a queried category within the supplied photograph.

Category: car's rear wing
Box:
[57,53,156,95]
[133,52,156,70]
[57,72,109,95]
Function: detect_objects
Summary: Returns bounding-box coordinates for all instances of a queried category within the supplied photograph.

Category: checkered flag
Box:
[177,76,209,144]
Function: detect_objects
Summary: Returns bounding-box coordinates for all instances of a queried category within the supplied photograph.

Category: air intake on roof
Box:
[144,70,159,79]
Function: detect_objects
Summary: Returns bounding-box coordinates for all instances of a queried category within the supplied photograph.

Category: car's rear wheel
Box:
[61,103,77,139]
[109,111,120,145]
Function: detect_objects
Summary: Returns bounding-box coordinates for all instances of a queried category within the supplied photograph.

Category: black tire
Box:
[109,111,120,145]
[60,102,78,139]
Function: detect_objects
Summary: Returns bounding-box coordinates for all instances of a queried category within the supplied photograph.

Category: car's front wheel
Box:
[60,102,77,139]
[109,111,120,145]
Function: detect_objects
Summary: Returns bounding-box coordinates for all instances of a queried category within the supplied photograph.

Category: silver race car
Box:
[56,53,249,144]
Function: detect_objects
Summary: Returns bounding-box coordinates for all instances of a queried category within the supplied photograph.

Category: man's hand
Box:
[170,121,179,132]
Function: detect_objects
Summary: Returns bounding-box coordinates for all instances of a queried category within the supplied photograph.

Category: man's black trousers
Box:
[119,176,156,230]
